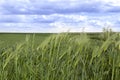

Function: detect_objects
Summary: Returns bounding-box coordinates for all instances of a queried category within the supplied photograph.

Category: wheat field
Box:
[0,31,120,80]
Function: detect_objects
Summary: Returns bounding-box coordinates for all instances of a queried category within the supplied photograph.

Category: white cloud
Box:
[0,13,120,32]
[0,0,120,32]
[99,0,120,6]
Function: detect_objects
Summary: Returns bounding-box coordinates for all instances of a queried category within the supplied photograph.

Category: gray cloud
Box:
[0,0,115,15]
[0,15,21,23]
[0,0,120,32]
[107,6,120,12]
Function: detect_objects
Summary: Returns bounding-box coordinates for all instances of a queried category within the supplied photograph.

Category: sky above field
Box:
[0,0,120,33]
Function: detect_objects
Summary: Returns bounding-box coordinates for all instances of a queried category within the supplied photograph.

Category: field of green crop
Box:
[0,31,120,80]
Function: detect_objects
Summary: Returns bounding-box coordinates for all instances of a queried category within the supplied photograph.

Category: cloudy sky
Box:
[0,0,120,33]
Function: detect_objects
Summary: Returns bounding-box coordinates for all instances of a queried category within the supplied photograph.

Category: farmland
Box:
[0,31,120,80]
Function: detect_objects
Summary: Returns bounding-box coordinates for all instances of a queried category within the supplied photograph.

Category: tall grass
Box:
[0,31,120,80]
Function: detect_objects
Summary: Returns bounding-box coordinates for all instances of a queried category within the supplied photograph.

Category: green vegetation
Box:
[0,31,120,80]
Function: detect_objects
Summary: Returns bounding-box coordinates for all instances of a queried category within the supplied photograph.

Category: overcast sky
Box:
[0,0,120,33]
